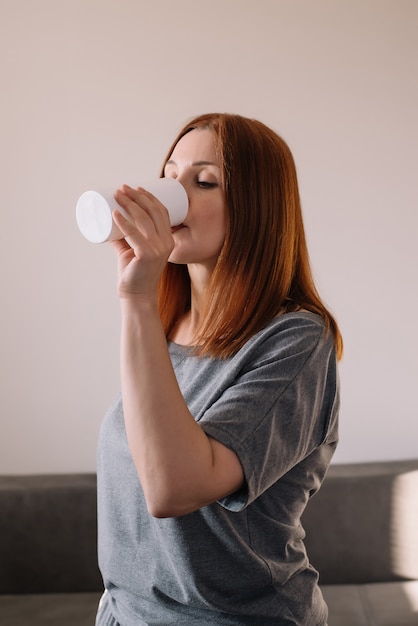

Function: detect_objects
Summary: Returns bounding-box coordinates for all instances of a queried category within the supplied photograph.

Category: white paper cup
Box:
[76,178,188,244]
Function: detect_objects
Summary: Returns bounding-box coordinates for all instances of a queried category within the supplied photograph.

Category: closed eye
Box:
[197,181,217,189]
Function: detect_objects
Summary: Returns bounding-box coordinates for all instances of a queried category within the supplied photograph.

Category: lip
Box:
[171,225,185,233]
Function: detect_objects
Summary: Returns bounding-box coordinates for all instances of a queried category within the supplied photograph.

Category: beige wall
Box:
[1,0,417,473]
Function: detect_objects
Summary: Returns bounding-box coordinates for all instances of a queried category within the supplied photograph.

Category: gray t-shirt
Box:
[96,312,339,625]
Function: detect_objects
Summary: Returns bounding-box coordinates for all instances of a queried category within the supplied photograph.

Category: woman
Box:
[96,113,342,625]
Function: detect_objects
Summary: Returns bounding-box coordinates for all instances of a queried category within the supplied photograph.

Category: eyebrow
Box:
[165,159,220,168]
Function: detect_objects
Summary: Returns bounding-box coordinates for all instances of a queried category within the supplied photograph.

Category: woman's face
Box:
[163,128,226,273]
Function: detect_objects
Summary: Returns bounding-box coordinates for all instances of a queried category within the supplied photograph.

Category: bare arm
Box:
[111,186,244,518]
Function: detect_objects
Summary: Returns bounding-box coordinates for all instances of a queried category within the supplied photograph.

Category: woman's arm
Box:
[112,186,244,518]
[120,297,243,518]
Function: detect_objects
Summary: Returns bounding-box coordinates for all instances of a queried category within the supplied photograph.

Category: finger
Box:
[112,206,143,241]
[112,188,175,263]
[111,207,152,261]
[119,185,171,231]
[113,188,156,236]
[110,237,130,255]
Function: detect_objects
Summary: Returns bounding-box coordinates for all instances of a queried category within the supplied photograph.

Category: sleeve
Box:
[199,316,339,511]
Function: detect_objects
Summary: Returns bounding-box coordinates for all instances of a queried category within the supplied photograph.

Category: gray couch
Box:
[1,459,417,625]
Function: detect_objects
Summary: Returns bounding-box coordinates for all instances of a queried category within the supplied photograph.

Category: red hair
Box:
[158,113,343,359]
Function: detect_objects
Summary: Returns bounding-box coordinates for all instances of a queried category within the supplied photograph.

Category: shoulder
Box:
[169,312,334,391]
[226,311,336,393]
[244,311,330,358]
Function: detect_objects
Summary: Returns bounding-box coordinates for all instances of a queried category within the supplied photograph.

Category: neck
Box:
[170,263,211,346]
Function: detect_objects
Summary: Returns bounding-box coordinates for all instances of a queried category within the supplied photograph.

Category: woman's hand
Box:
[110,185,175,299]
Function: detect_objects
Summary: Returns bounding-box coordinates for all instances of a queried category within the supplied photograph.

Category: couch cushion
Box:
[0,592,102,626]
[302,459,418,584]
[1,584,416,626]
[322,580,418,626]
[0,474,102,593]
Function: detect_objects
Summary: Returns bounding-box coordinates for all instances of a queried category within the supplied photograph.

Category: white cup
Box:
[76,178,188,244]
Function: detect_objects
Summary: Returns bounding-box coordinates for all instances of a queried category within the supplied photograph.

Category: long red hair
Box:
[158,113,343,360]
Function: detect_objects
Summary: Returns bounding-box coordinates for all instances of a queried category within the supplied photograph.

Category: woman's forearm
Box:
[119,297,242,517]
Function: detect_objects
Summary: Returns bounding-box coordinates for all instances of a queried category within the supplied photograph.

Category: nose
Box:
[173,172,186,188]
[172,174,191,206]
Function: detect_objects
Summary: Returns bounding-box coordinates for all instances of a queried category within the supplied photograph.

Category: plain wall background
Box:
[1,0,417,474]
